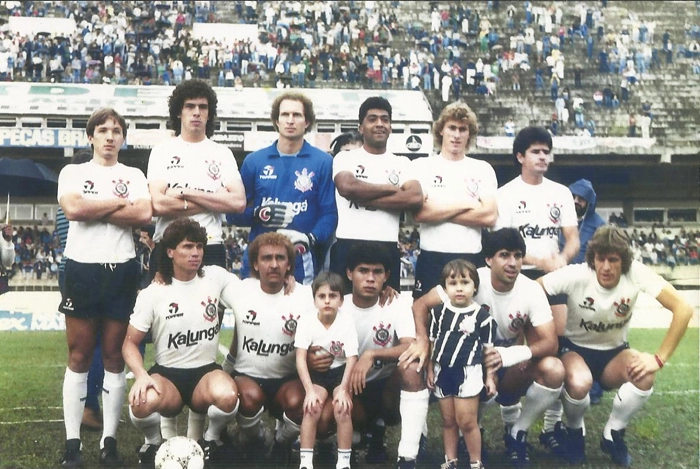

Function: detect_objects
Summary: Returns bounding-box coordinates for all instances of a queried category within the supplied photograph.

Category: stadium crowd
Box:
[1,1,699,137]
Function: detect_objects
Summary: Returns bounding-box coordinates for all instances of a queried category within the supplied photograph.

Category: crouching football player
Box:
[124,219,241,465]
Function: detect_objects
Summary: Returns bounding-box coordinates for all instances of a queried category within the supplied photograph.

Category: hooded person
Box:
[563,179,606,264]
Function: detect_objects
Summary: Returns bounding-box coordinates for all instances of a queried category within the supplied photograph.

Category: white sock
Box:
[236,406,265,440]
[299,448,314,469]
[500,402,522,428]
[101,370,126,447]
[63,368,88,440]
[187,410,207,440]
[337,448,352,469]
[129,407,162,445]
[161,415,178,440]
[561,388,590,430]
[512,382,563,436]
[603,383,653,439]
[204,400,239,442]
[277,412,301,443]
[397,389,429,460]
[542,399,563,432]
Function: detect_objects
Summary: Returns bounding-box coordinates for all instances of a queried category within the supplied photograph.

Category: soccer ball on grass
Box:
[154,436,205,469]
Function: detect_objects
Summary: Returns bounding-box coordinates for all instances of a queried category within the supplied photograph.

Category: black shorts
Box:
[311,365,346,394]
[521,269,567,305]
[354,376,392,419]
[149,242,227,282]
[413,250,484,299]
[558,337,630,386]
[150,362,221,408]
[330,238,401,291]
[59,258,139,321]
[233,372,299,412]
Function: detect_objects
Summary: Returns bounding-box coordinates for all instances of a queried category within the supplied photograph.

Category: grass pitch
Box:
[0,328,697,469]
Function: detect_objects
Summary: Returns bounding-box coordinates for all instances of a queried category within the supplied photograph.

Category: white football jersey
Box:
[542,261,666,350]
[495,176,577,269]
[343,295,416,381]
[412,154,497,253]
[333,146,415,242]
[229,279,314,379]
[130,266,239,368]
[295,310,359,370]
[471,267,553,346]
[148,136,242,244]
[58,161,150,263]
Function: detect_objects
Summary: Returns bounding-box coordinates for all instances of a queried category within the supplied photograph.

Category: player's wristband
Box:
[222,353,236,375]
[494,345,533,368]
[654,354,665,369]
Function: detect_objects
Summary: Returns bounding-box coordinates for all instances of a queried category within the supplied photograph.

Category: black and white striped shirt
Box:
[430,301,496,368]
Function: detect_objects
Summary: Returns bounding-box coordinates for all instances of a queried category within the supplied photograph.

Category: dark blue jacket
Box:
[564,179,606,263]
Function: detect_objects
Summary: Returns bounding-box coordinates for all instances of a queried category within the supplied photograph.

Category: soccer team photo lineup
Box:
[0,1,699,467]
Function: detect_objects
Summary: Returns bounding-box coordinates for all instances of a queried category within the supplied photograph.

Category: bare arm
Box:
[365,180,424,212]
[60,193,127,222]
[103,199,153,228]
[525,225,579,272]
[122,325,148,378]
[149,179,205,217]
[448,195,499,228]
[296,347,315,393]
[334,171,398,204]
[412,196,477,223]
[178,178,246,214]
[627,284,693,382]
[523,320,559,358]
[559,225,580,264]
[652,285,693,362]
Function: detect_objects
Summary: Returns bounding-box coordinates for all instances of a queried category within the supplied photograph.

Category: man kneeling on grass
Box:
[537,226,692,466]
[123,219,241,466]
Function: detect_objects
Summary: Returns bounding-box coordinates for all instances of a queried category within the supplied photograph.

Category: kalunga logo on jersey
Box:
[281,313,300,336]
[548,203,562,223]
[206,160,221,180]
[201,297,218,322]
[519,223,559,239]
[260,165,276,180]
[329,340,345,357]
[372,322,392,346]
[613,298,631,318]
[242,336,295,356]
[168,323,220,349]
[507,311,528,333]
[579,297,596,311]
[83,180,97,194]
[112,179,130,198]
[579,316,631,333]
[294,168,315,193]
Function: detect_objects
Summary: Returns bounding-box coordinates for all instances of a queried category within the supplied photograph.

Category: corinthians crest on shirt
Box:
[386,169,400,186]
[201,297,219,322]
[372,321,392,346]
[205,160,221,180]
[112,179,130,198]
[613,298,631,318]
[294,168,315,193]
[329,340,346,357]
[281,313,300,336]
[548,203,562,224]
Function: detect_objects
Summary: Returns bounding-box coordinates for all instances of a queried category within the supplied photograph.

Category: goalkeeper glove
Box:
[253,204,295,228]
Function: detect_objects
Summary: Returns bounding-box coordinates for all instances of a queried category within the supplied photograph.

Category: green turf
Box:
[0,329,697,468]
